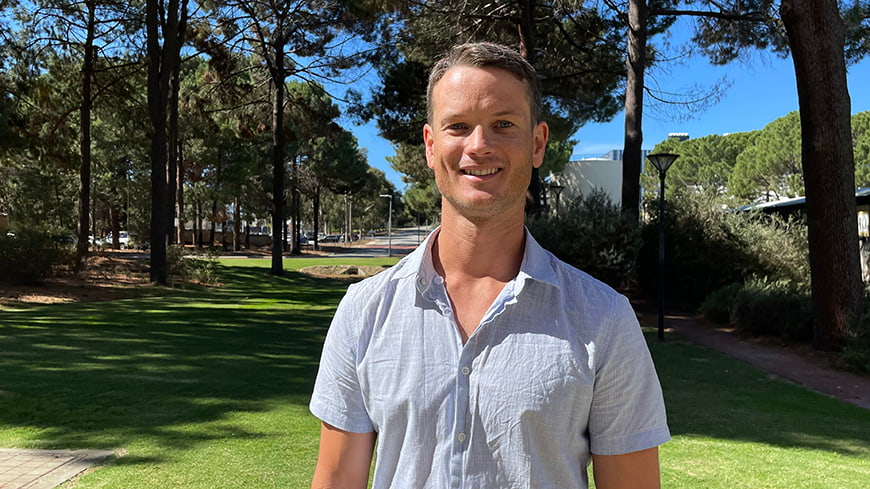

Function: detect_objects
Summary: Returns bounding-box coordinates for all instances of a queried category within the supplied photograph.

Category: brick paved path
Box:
[0,449,113,489]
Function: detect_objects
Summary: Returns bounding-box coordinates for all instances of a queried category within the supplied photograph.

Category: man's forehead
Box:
[430,66,533,114]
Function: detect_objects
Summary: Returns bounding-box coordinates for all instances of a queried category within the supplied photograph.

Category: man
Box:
[310,42,670,489]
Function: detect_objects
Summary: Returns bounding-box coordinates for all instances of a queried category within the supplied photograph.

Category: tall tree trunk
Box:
[76,1,96,267]
[146,0,186,284]
[291,156,301,255]
[517,0,543,215]
[109,203,120,246]
[195,202,202,248]
[166,0,187,245]
[167,83,180,244]
[210,199,217,247]
[781,0,862,350]
[621,0,647,221]
[176,139,185,245]
[270,43,286,275]
[233,196,241,251]
[147,0,168,282]
[313,187,321,251]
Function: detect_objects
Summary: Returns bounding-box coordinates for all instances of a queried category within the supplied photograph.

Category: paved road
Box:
[324,226,433,258]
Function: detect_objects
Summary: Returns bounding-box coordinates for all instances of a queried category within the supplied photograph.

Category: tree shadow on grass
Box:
[649,334,870,458]
[0,263,350,456]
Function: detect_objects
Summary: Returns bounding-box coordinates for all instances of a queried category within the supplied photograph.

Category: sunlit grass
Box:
[0,257,868,488]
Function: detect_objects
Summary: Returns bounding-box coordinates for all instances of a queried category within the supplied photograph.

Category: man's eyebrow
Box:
[437,109,526,126]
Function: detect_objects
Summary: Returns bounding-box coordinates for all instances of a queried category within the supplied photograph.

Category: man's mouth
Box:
[461,168,500,176]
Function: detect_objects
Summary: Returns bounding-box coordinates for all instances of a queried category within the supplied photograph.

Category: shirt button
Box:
[457,433,467,443]
[461,366,470,376]
[434,276,444,285]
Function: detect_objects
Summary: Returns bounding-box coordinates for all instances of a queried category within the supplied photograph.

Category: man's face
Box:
[423,66,548,220]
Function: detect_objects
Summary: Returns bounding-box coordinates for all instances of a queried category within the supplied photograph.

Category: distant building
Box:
[668,132,689,141]
[551,149,659,210]
[550,154,624,207]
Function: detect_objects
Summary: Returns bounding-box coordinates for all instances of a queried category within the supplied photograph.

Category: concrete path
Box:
[633,300,870,411]
[0,449,114,489]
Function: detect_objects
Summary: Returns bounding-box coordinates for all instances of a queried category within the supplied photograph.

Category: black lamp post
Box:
[646,152,679,341]
[549,183,564,215]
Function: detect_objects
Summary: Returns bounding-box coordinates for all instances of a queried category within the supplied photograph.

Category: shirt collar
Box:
[402,227,560,293]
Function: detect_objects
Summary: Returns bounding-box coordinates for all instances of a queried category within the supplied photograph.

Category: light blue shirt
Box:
[310,229,670,488]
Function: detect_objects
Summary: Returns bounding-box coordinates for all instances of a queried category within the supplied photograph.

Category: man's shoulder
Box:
[539,247,624,300]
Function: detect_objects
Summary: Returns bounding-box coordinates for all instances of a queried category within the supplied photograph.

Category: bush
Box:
[700,282,743,324]
[843,294,870,373]
[528,190,642,288]
[167,245,220,285]
[729,276,813,341]
[637,191,809,310]
[0,228,66,285]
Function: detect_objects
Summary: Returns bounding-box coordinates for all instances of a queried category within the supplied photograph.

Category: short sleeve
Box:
[309,289,376,433]
[588,295,670,455]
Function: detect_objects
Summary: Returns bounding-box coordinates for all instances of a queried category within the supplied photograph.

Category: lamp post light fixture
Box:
[548,183,564,215]
[379,194,393,257]
[646,152,679,342]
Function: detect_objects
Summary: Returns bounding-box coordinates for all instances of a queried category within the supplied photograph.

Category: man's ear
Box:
[532,121,549,169]
[423,123,436,169]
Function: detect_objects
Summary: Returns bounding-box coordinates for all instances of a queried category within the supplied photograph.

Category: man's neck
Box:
[433,208,526,283]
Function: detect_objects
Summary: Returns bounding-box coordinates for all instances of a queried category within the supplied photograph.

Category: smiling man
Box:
[310,42,670,489]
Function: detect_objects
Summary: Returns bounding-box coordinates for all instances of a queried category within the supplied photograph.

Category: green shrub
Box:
[0,228,65,285]
[167,245,220,286]
[700,282,743,324]
[729,276,813,340]
[843,294,870,373]
[638,191,809,309]
[528,190,642,288]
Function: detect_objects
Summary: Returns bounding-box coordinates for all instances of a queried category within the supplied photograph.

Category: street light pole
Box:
[379,194,392,257]
[548,183,564,215]
[646,153,679,342]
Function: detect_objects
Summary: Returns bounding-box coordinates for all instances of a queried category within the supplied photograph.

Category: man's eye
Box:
[448,123,466,130]
[497,121,514,128]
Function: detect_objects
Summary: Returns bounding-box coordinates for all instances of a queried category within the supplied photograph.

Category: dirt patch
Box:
[299,265,387,280]
[0,253,152,307]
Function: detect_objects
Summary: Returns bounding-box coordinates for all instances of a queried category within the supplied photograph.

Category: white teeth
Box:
[463,168,499,176]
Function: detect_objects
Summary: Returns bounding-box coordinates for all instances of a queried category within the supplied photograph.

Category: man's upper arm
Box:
[592,447,661,489]
[311,422,376,489]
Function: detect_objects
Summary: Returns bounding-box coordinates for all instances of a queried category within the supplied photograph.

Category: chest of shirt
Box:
[355,295,596,436]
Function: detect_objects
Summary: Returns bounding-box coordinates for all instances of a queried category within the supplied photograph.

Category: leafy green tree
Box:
[15,0,143,263]
[1,52,82,233]
[300,128,370,249]
[854,111,870,187]
[728,112,803,202]
[647,131,759,200]
[91,66,150,246]
[386,142,440,222]
[206,0,378,273]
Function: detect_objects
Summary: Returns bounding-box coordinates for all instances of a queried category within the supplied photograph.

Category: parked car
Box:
[104,231,131,249]
[284,235,308,245]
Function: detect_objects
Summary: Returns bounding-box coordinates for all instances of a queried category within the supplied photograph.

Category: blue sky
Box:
[347,21,870,190]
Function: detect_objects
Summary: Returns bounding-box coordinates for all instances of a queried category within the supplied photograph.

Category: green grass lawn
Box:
[1,258,868,488]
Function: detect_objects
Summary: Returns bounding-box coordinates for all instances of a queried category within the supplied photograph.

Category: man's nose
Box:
[466,125,494,156]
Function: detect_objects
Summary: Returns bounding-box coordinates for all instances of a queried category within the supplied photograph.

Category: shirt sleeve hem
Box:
[309,400,375,434]
[590,425,671,456]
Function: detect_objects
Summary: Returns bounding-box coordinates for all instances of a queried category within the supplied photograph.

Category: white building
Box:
[550,155,624,207]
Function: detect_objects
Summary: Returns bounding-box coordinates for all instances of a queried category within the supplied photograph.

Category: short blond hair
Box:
[427,42,543,124]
